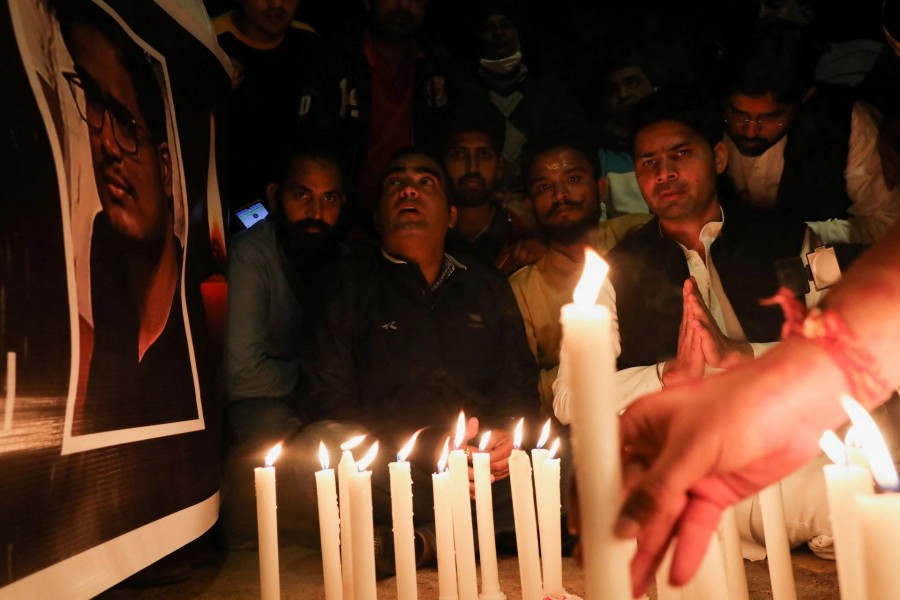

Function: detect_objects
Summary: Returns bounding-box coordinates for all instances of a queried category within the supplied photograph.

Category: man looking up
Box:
[308,147,540,574]
[554,91,835,559]
[443,106,531,275]
[721,23,900,244]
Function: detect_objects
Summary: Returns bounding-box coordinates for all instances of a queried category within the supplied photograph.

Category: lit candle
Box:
[448,411,478,599]
[339,435,366,600]
[473,431,505,600]
[759,482,797,600]
[508,418,542,600]
[820,430,873,600]
[350,442,379,600]
[843,397,900,600]
[719,506,750,600]
[433,440,459,600]
[390,431,422,600]
[530,419,551,493]
[255,443,282,600]
[316,442,343,600]
[5,351,15,431]
[535,438,563,599]
[559,249,631,598]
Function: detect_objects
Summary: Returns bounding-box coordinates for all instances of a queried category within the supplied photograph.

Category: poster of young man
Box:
[1,0,231,596]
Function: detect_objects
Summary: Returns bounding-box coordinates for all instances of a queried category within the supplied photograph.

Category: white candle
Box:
[473,432,505,600]
[719,506,750,600]
[531,418,551,493]
[338,435,366,600]
[560,249,631,599]
[5,351,15,431]
[855,494,900,600]
[255,443,282,600]
[508,419,542,600]
[535,438,563,599]
[448,412,478,600]
[759,482,797,600]
[389,432,421,600]
[350,442,379,600]
[820,430,873,600]
[316,442,343,600]
[433,440,459,600]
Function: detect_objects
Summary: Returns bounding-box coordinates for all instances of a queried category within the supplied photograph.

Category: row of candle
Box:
[254,414,566,600]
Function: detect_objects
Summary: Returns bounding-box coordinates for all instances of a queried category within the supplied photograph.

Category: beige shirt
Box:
[725,101,900,245]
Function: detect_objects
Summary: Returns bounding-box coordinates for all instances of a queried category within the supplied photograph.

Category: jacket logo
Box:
[380,321,398,330]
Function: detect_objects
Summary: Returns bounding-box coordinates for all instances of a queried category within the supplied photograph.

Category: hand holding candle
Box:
[256,442,282,600]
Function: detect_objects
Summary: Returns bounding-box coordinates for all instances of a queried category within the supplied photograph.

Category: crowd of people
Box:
[209,0,900,592]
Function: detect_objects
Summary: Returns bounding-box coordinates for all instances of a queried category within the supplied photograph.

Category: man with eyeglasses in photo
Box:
[56,1,199,434]
[721,23,900,246]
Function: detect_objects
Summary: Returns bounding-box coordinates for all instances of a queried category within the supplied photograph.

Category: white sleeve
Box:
[843,101,900,244]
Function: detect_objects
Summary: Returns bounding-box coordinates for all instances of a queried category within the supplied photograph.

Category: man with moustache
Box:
[509,137,649,416]
[721,24,900,245]
[553,92,836,557]
[221,145,350,547]
[443,108,531,275]
[307,148,539,573]
[226,145,348,443]
[58,5,199,434]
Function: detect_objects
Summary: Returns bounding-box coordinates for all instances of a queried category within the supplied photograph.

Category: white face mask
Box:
[479,50,523,75]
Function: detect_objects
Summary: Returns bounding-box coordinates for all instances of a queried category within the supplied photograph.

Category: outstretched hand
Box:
[615,338,847,596]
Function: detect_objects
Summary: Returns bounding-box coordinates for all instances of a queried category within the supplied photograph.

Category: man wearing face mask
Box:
[469,1,587,181]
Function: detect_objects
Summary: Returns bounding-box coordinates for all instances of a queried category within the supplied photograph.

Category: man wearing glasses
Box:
[721,24,900,246]
[57,1,198,435]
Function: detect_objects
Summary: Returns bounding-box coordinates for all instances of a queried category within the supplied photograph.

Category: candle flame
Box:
[536,419,551,449]
[573,249,609,306]
[438,438,450,473]
[842,396,900,490]
[819,431,847,466]
[318,441,330,470]
[397,429,422,462]
[514,418,524,450]
[548,437,561,460]
[341,434,366,451]
[357,441,379,472]
[479,431,492,453]
[265,442,283,467]
[844,426,863,449]
[453,411,466,450]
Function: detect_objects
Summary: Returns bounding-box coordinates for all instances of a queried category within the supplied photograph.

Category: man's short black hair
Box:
[629,89,723,153]
[379,146,447,189]
[442,103,506,156]
[520,133,602,186]
[54,0,168,144]
[719,23,820,105]
[270,139,347,191]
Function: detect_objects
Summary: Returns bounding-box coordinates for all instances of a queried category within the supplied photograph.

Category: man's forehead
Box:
[531,147,591,175]
[608,65,646,84]
[449,131,493,149]
[387,154,443,176]
[634,120,706,154]
[728,92,793,115]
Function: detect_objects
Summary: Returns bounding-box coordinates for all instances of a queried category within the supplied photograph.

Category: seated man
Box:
[443,106,533,275]
[554,92,834,558]
[720,24,900,245]
[308,147,541,569]
[510,136,649,417]
[222,144,350,543]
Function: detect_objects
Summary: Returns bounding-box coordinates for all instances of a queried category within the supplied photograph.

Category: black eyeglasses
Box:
[63,71,153,157]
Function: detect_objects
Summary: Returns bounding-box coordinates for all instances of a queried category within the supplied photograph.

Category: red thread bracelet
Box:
[761,287,893,407]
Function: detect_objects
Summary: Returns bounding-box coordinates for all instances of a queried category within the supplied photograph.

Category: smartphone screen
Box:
[235,202,269,229]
